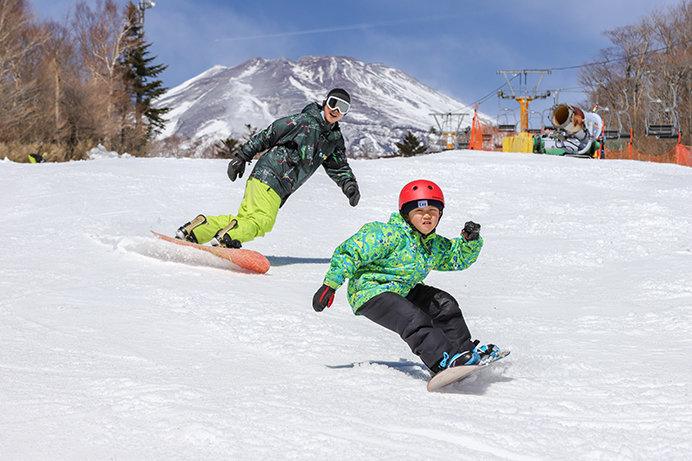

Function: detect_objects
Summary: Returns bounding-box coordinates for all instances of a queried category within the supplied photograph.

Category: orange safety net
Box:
[602,132,692,167]
[675,144,692,167]
[469,105,508,152]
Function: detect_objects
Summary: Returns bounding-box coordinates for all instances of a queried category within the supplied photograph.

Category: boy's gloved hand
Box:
[312,284,335,312]
[462,221,481,240]
[227,155,247,181]
[342,180,360,207]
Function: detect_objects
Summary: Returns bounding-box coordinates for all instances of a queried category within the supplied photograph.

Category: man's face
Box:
[324,105,345,124]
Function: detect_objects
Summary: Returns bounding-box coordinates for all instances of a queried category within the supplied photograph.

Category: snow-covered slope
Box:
[156,56,483,158]
[1,151,691,460]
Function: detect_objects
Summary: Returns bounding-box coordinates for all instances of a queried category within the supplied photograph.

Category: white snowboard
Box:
[427,350,510,392]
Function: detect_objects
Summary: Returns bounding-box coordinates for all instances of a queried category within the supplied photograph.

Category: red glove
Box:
[312,284,335,312]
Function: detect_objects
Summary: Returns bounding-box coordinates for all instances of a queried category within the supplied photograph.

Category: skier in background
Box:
[176,88,360,248]
[312,179,503,375]
[28,152,47,163]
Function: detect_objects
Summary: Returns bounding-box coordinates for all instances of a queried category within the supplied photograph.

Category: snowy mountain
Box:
[2,150,691,459]
[156,56,482,158]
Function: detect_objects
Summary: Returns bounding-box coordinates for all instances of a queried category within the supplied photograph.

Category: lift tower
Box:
[430,112,467,150]
[497,69,551,133]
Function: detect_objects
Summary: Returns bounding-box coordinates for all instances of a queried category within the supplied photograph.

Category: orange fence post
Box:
[469,106,477,150]
[469,104,484,151]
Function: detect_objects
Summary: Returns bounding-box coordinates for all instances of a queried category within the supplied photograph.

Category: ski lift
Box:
[139,0,156,11]
[598,88,632,141]
[429,112,467,150]
[617,90,632,139]
[496,92,517,132]
[526,110,544,134]
[644,76,680,139]
[600,106,621,139]
[496,108,518,132]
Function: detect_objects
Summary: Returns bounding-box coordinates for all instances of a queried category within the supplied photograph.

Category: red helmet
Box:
[399,180,445,212]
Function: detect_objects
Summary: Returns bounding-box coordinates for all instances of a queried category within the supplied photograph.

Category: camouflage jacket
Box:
[323,212,484,313]
[240,102,356,205]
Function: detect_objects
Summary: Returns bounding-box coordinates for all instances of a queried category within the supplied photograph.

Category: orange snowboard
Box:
[151,231,270,274]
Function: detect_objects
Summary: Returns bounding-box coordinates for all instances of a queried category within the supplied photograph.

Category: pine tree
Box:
[215,124,259,159]
[120,1,169,153]
[396,131,427,157]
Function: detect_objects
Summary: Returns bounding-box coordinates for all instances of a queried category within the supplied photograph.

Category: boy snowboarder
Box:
[312,179,502,375]
[176,88,360,248]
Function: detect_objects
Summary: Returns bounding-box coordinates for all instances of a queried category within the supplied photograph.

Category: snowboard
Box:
[151,231,270,274]
[427,350,510,392]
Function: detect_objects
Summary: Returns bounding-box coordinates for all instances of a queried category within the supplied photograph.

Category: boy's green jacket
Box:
[241,102,356,206]
[323,212,484,313]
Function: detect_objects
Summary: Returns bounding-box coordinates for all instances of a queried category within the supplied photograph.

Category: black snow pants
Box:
[357,284,475,369]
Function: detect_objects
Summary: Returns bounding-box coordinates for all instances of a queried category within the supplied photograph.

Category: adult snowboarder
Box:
[176,88,360,248]
[312,179,503,375]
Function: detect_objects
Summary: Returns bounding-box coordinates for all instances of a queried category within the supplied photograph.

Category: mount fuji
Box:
[156,56,483,158]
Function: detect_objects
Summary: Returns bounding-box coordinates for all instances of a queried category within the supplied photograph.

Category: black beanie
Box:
[326,88,351,104]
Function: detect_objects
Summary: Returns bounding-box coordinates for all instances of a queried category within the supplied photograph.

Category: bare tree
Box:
[0,0,174,161]
[652,0,691,144]
[579,0,691,150]
[0,0,49,142]
[72,0,134,146]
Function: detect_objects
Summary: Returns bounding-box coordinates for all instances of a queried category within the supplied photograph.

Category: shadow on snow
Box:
[266,256,331,266]
[326,358,513,395]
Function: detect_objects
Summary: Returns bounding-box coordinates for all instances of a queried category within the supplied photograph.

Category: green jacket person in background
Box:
[176,88,360,248]
[312,179,504,376]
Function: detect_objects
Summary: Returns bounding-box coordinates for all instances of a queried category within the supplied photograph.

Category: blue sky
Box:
[31,0,682,124]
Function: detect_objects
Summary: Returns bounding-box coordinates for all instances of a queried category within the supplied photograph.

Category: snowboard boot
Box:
[429,349,480,375]
[474,344,502,364]
[210,220,242,248]
[176,214,207,243]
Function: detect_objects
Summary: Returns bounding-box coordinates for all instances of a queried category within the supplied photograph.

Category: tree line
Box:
[0,0,168,162]
[3,0,687,162]
[579,0,691,152]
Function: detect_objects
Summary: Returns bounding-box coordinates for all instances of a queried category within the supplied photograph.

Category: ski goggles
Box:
[326,96,350,115]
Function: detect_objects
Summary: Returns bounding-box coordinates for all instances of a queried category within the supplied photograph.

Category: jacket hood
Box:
[388,212,436,242]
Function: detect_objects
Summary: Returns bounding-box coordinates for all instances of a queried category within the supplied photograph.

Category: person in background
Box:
[28,153,47,163]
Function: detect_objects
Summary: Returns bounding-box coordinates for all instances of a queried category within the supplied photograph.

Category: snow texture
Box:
[1,151,691,460]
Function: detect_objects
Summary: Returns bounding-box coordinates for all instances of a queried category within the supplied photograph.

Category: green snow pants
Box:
[191,177,282,245]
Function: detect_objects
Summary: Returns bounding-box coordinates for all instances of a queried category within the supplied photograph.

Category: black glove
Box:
[462,221,481,241]
[227,155,247,182]
[312,284,335,312]
[342,180,360,207]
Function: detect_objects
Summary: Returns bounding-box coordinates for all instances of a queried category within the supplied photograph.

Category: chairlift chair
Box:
[618,112,632,140]
[600,107,622,140]
[496,103,517,132]
[645,109,679,139]
[526,110,544,134]
[644,80,680,139]
[541,108,554,130]
[617,89,632,139]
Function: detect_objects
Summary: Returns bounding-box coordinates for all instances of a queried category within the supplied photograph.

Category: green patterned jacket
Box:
[241,102,356,206]
[323,212,484,313]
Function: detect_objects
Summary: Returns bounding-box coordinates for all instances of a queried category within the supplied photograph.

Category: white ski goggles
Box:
[326,96,350,115]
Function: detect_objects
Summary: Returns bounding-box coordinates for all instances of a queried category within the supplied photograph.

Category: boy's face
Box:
[407,206,441,235]
[324,105,345,124]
